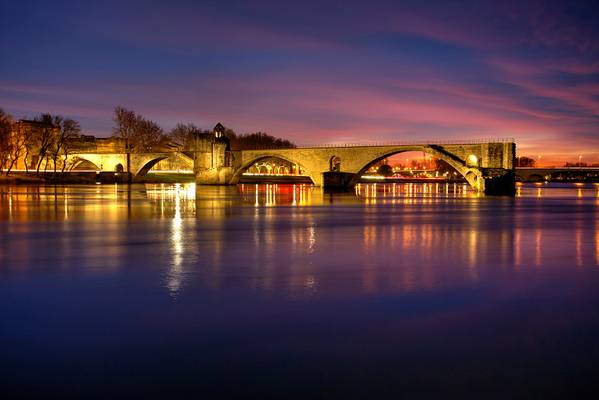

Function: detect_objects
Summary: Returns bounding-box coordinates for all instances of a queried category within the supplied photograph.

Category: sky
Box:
[1,0,598,164]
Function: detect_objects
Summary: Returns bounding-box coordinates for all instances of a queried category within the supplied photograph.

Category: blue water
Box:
[1,183,599,398]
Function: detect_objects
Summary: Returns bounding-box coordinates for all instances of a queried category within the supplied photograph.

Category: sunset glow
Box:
[1,0,598,165]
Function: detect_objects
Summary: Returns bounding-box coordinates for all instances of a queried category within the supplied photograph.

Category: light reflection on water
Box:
[2,182,599,294]
[1,182,599,396]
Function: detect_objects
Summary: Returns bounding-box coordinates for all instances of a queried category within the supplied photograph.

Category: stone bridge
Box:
[68,152,193,176]
[193,135,516,195]
[66,135,517,194]
[516,167,599,182]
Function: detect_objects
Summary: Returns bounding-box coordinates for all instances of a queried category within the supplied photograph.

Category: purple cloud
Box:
[1,0,598,165]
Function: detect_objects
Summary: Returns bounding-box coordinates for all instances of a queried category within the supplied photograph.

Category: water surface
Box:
[1,183,599,398]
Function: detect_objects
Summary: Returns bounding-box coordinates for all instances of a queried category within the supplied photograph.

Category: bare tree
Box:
[0,109,13,174]
[113,106,165,176]
[515,156,536,167]
[113,107,165,151]
[228,131,296,150]
[47,115,63,175]
[5,123,27,176]
[49,117,81,176]
[32,114,57,175]
[113,106,136,149]
[113,106,136,176]
[23,135,32,173]
[60,121,81,174]
[133,117,164,152]
[168,122,202,150]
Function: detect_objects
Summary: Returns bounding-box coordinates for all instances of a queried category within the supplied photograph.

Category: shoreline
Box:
[0,172,196,185]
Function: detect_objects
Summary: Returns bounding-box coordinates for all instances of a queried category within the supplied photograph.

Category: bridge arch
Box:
[70,157,100,171]
[230,155,315,184]
[527,173,545,182]
[350,145,482,190]
[135,156,169,177]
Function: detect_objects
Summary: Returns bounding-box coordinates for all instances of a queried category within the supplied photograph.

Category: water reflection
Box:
[238,183,316,206]
[167,185,185,296]
[596,218,599,267]
[2,182,599,397]
[1,182,599,295]
[355,182,474,200]
[516,182,599,199]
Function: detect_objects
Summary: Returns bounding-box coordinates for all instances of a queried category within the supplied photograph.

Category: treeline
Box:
[515,156,536,167]
[167,122,295,150]
[1,105,296,176]
[0,109,81,176]
[113,106,169,152]
[229,131,295,150]
[114,106,295,151]
[516,157,599,168]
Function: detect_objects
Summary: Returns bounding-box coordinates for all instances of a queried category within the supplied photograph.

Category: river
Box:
[1,182,599,398]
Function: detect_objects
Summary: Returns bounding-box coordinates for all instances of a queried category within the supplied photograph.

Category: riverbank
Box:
[0,172,196,185]
[0,175,46,184]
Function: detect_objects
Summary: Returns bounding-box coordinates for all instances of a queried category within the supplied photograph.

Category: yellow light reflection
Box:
[166,184,185,297]
[535,228,542,267]
[576,217,582,267]
[596,223,599,267]
[514,228,521,269]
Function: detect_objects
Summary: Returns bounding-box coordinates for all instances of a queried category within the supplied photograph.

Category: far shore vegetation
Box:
[1,106,295,184]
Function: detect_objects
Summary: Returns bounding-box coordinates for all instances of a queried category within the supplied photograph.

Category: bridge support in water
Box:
[193,129,516,195]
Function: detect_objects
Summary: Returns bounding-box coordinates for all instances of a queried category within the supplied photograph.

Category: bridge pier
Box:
[479,169,516,195]
[323,172,355,190]
[195,167,234,185]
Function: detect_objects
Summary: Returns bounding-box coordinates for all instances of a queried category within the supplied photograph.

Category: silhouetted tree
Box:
[564,161,588,167]
[133,117,164,151]
[0,109,13,175]
[168,123,204,150]
[113,106,165,152]
[377,164,393,176]
[5,122,28,176]
[49,117,81,175]
[227,131,295,150]
[166,122,295,151]
[113,106,166,177]
[113,106,136,151]
[516,156,536,167]
[432,158,456,175]
[32,114,58,175]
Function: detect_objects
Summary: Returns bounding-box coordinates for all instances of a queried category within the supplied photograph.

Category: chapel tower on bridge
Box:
[193,122,233,184]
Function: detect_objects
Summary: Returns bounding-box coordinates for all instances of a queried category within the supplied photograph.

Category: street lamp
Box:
[579,155,582,169]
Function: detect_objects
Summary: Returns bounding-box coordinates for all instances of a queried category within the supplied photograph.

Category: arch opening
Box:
[136,157,168,177]
[231,155,314,184]
[528,174,544,183]
[70,158,100,171]
[352,148,476,189]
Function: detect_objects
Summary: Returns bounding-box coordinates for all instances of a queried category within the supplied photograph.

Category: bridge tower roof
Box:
[213,122,225,137]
